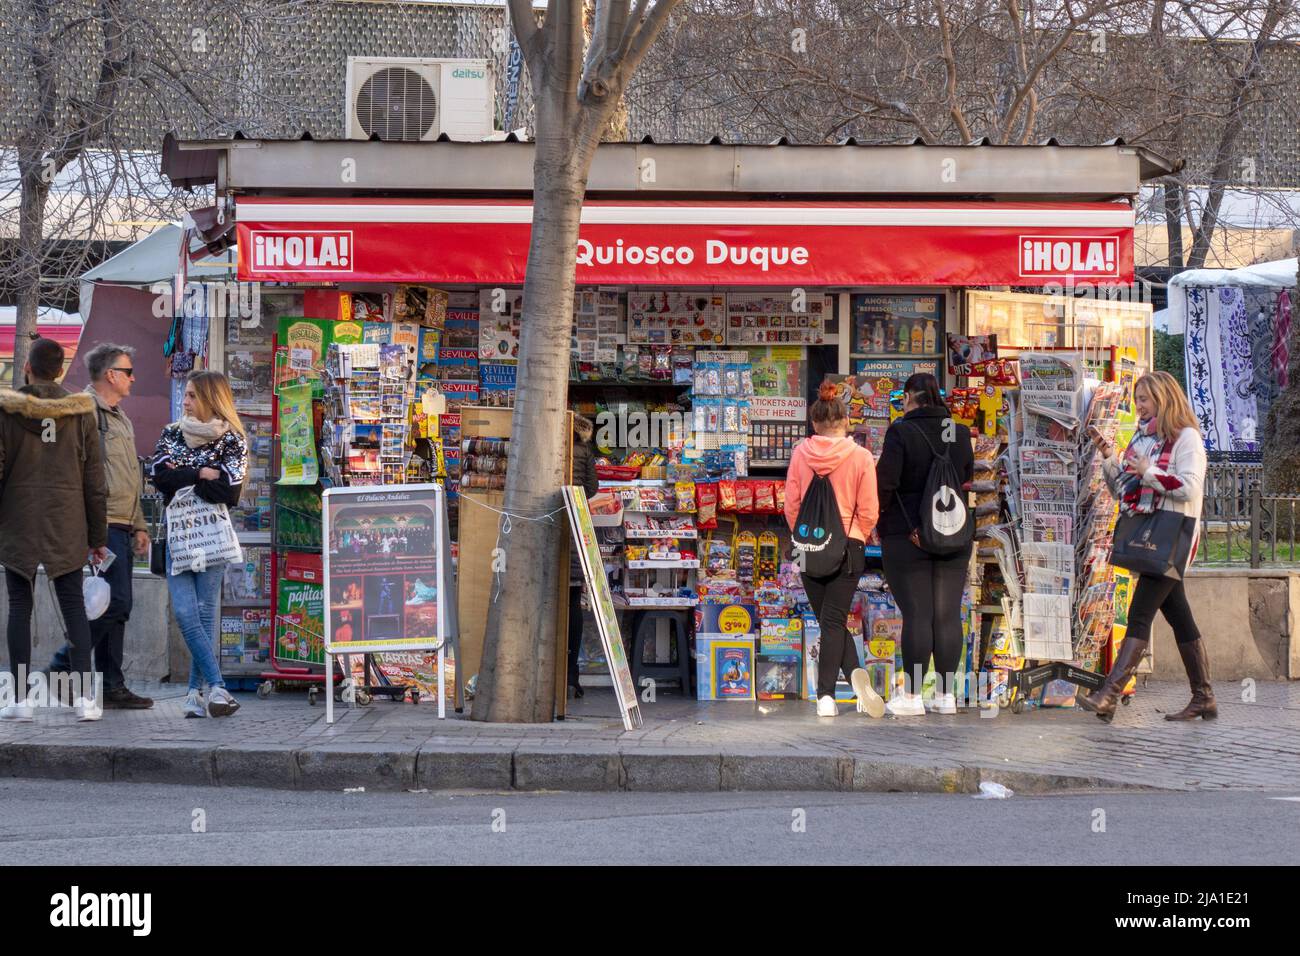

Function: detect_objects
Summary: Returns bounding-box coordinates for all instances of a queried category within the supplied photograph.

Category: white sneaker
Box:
[926,693,957,715]
[74,697,102,722]
[182,690,206,719]
[207,687,240,718]
[886,692,926,717]
[0,703,35,722]
[850,668,885,718]
[816,695,838,717]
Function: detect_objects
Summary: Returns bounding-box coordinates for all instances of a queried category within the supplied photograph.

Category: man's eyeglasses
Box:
[109,366,134,378]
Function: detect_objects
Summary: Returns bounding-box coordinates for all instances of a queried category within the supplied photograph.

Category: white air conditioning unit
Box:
[346,57,494,142]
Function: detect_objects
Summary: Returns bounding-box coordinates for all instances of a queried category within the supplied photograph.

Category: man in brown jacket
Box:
[0,338,108,722]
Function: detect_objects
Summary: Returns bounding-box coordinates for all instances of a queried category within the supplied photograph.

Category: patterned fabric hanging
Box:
[1217,287,1259,451]
[1184,287,1221,448]
[1274,290,1292,390]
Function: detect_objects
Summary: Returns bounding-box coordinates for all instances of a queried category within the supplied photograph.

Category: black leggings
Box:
[1126,574,1201,645]
[6,568,93,690]
[801,541,866,699]
[880,534,970,695]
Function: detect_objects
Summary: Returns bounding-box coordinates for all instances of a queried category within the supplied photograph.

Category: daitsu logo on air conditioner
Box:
[250,230,353,273]
[1019,236,1119,278]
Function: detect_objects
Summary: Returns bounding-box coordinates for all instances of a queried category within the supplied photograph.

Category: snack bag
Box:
[774,480,786,514]
[675,481,697,513]
[754,480,776,514]
[696,482,719,529]
[718,480,738,512]
[734,480,755,513]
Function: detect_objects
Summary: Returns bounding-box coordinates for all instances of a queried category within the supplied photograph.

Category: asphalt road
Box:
[1,779,1297,865]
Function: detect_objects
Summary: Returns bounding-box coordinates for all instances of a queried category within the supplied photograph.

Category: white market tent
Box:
[1165,258,1296,334]
[79,222,235,317]
[1165,256,1294,453]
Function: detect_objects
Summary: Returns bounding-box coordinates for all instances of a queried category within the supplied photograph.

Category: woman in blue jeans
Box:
[151,371,248,718]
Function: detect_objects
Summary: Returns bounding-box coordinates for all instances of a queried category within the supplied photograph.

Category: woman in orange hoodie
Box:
[784,382,884,718]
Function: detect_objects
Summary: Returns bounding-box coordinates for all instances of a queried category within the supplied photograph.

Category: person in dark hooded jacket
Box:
[0,338,107,722]
[567,414,599,698]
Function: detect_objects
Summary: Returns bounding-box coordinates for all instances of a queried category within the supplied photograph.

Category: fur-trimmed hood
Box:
[573,414,594,443]
[0,384,95,419]
[0,384,95,434]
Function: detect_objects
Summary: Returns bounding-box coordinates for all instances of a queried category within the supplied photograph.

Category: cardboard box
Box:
[695,635,755,701]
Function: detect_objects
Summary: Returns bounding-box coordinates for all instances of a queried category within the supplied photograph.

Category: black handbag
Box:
[1111,510,1197,580]
[150,521,167,577]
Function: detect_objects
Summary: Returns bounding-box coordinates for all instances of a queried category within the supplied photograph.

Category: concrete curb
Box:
[0,739,1165,793]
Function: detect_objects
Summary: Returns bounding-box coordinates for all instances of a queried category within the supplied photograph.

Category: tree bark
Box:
[1163,182,1184,272]
[472,2,598,724]
[472,95,598,723]
[472,0,681,723]
[12,165,50,387]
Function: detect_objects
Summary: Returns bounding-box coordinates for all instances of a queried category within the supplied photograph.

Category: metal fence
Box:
[1201,461,1264,518]
[1195,490,1300,568]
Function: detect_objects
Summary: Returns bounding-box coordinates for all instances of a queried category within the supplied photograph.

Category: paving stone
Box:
[416,745,513,791]
[295,744,418,791]
[514,749,623,791]
[720,753,852,791]
[213,744,300,790]
[0,741,113,782]
[113,741,216,785]
[621,751,722,791]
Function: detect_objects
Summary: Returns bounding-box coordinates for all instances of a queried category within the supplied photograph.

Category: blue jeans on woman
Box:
[167,562,227,692]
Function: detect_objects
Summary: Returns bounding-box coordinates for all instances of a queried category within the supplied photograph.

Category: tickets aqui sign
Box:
[235,199,1135,286]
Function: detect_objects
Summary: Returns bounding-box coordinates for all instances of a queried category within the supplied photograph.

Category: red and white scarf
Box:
[1117,417,1174,517]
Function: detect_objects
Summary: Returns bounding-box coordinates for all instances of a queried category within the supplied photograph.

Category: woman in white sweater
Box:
[1080,370,1212,723]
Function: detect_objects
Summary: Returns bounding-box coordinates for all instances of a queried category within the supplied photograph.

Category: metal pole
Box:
[436,485,446,720]
[1249,488,1261,569]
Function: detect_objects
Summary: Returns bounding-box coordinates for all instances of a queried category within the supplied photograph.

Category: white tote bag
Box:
[165,486,243,575]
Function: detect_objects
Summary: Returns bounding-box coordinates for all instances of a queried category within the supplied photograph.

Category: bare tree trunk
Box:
[473,97,598,723]
[12,166,50,386]
[1162,182,1184,271]
[473,0,681,723]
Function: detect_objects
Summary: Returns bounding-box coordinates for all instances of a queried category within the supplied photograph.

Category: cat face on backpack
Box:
[797,522,828,543]
[931,486,966,536]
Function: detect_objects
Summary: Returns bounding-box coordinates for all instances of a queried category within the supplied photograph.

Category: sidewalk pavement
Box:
[2,679,1298,794]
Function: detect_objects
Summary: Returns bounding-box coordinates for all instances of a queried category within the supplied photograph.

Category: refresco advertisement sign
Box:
[236,199,1134,286]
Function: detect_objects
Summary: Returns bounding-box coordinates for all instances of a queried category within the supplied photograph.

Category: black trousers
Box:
[880,534,970,695]
[1126,574,1201,645]
[6,568,93,692]
[48,526,133,689]
[801,541,866,699]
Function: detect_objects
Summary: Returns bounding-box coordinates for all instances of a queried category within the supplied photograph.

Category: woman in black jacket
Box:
[151,371,248,719]
[875,373,973,717]
[568,414,600,698]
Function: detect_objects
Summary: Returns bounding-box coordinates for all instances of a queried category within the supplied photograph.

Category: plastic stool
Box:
[629,610,693,696]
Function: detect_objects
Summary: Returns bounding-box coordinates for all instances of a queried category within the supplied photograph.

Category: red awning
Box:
[0,325,83,356]
[234,198,1134,287]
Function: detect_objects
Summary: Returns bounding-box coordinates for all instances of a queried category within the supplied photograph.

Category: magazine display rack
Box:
[972,350,1139,712]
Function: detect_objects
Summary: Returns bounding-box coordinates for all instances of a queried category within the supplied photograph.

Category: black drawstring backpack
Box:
[791,472,850,577]
[901,421,973,555]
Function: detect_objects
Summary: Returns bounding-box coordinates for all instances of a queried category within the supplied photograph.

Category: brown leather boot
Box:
[1165,639,1217,721]
[1078,637,1149,723]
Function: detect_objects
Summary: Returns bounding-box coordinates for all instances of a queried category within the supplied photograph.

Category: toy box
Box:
[756,652,801,700]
